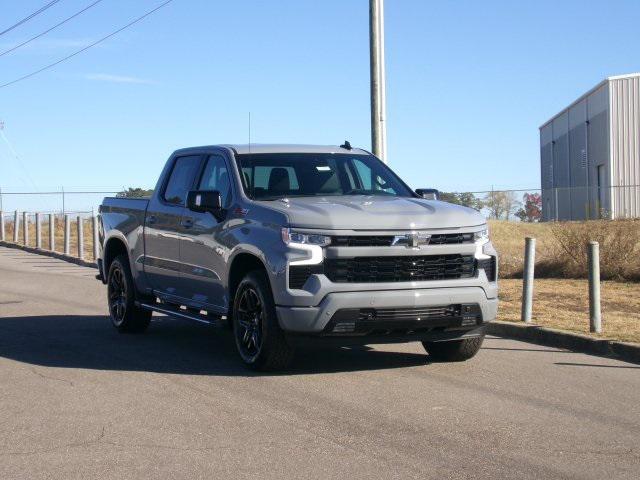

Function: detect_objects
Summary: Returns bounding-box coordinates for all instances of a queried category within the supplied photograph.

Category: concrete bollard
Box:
[521,237,536,323]
[22,212,28,246]
[13,210,19,243]
[0,211,4,241]
[588,241,602,333]
[77,215,84,260]
[49,214,55,250]
[92,215,99,261]
[64,214,71,255]
[35,213,42,249]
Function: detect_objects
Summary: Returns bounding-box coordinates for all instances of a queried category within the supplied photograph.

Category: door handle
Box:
[147,215,157,225]
[182,218,194,228]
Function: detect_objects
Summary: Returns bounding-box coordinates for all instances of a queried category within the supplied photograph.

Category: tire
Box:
[422,336,484,362]
[107,254,152,333]
[232,270,294,371]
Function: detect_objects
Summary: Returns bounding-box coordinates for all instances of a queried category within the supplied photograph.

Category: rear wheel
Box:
[107,254,151,333]
[422,336,484,362]
[232,270,294,371]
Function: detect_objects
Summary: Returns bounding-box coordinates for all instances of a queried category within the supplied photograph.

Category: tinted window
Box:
[198,155,232,207]
[163,155,201,205]
[236,153,412,199]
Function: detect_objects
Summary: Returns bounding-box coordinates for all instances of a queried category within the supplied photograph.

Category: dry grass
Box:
[490,219,640,281]
[3,217,97,261]
[499,278,640,344]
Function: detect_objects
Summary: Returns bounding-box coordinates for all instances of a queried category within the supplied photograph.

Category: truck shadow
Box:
[0,314,430,376]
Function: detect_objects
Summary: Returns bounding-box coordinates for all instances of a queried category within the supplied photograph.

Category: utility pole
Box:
[369,0,387,162]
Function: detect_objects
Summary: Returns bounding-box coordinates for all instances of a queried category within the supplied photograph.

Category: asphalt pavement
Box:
[0,246,638,479]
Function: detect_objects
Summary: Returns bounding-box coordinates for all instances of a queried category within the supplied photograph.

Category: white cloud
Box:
[84,73,156,85]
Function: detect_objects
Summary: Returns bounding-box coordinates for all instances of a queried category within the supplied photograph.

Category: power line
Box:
[0,0,175,89]
[0,0,105,58]
[0,0,63,38]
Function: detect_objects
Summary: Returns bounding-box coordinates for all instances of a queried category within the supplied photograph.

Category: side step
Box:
[136,301,225,326]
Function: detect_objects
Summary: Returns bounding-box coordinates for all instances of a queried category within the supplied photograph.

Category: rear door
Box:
[178,153,234,311]
[144,154,202,299]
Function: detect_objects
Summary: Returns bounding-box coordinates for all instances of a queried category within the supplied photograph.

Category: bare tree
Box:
[484,190,519,220]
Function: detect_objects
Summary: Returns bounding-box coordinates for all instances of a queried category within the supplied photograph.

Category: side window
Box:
[198,155,232,207]
[163,155,201,205]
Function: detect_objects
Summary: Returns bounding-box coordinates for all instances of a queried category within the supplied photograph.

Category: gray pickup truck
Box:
[98,144,498,370]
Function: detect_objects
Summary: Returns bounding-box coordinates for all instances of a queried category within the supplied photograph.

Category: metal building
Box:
[540,73,640,220]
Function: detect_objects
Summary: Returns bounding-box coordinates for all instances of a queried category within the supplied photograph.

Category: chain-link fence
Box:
[441,185,640,222]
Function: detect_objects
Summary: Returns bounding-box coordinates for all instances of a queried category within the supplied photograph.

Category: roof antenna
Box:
[248,112,251,153]
[340,140,352,150]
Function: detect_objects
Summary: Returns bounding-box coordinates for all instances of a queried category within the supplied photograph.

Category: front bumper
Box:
[276,286,498,336]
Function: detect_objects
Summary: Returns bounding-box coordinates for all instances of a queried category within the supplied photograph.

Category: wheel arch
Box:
[103,235,129,283]
[227,252,269,309]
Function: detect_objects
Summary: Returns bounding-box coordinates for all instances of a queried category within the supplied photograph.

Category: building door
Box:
[597,165,606,218]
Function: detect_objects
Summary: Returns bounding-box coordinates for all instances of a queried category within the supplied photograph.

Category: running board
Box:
[137,302,223,326]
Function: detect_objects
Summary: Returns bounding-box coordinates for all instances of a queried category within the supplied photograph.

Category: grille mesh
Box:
[324,254,475,283]
[330,233,475,247]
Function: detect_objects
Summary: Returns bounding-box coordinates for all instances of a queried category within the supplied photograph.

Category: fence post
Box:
[0,211,4,241]
[35,213,42,249]
[588,241,602,333]
[13,210,19,242]
[554,188,559,221]
[521,237,536,323]
[64,214,70,255]
[22,212,28,246]
[92,215,99,261]
[49,213,55,251]
[77,215,84,259]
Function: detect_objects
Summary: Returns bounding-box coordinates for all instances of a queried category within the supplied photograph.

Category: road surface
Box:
[0,246,638,479]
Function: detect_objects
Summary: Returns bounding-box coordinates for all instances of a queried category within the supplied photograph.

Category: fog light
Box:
[333,322,356,333]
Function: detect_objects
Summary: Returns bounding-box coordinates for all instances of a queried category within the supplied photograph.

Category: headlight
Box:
[474,228,489,243]
[281,228,331,247]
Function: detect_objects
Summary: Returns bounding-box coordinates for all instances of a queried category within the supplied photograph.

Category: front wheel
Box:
[107,254,152,333]
[232,270,294,371]
[422,336,484,362]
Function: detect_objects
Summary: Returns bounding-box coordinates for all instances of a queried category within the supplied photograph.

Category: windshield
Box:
[236,153,414,200]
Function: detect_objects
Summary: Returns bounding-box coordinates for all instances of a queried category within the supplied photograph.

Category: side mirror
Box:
[187,190,222,214]
[415,188,439,200]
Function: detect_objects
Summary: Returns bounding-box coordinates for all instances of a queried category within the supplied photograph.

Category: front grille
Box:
[330,233,475,247]
[324,254,475,283]
[477,257,497,282]
[289,264,324,289]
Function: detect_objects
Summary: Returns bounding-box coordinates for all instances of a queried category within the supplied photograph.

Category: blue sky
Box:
[1,0,639,200]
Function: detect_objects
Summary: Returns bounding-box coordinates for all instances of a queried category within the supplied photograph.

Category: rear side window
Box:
[163,155,201,205]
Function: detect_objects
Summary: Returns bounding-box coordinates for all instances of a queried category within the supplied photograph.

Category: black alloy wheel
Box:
[235,286,264,360]
[106,254,151,333]
[232,271,294,370]
[108,265,127,327]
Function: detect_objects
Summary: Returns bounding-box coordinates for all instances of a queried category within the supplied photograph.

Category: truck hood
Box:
[259,196,485,231]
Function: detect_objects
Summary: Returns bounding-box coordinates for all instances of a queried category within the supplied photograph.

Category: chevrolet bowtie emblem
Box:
[391,233,431,248]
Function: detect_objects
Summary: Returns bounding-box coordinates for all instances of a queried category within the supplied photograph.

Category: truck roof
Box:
[173,144,371,156]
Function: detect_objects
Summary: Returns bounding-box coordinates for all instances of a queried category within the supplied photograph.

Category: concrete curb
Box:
[0,240,97,269]
[487,320,640,365]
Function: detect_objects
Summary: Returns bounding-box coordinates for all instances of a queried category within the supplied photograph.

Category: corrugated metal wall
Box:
[586,84,610,218]
[609,76,640,218]
[540,80,613,220]
[540,125,554,219]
